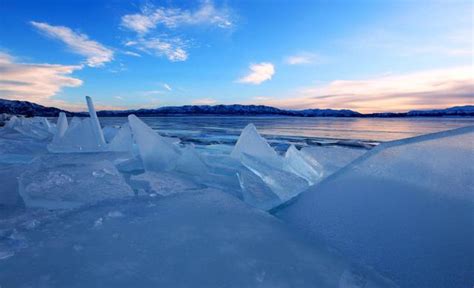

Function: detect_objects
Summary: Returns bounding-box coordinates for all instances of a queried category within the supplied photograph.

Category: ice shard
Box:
[231,123,278,161]
[108,123,133,152]
[85,96,106,147]
[284,145,323,185]
[128,114,180,171]
[175,144,209,176]
[53,112,68,141]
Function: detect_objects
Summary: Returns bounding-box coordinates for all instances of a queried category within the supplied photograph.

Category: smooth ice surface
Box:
[284,145,323,185]
[241,153,308,201]
[301,146,367,176]
[237,169,281,210]
[108,123,133,152]
[175,145,209,176]
[0,190,395,288]
[231,123,278,161]
[128,114,181,171]
[275,126,474,288]
[19,154,134,209]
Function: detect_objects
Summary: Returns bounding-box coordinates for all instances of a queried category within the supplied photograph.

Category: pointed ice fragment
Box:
[54,112,68,141]
[128,114,180,171]
[237,169,281,210]
[109,123,133,152]
[240,153,308,201]
[86,96,106,146]
[284,145,324,185]
[175,144,209,176]
[231,124,278,161]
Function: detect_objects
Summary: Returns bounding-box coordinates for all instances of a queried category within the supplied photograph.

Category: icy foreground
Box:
[275,126,474,288]
[0,191,395,287]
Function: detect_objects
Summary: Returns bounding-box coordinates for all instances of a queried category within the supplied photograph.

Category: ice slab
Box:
[240,153,309,201]
[231,123,278,161]
[19,154,134,209]
[175,144,209,176]
[53,112,68,141]
[275,126,474,288]
[85,96,106,146]
[0,190,395,287]
[128,114,180,171]
[5,116,53,140]
[102,126,119,143]
[108,123,133,152]
[0,165,24,206]
[284,145,323,185]
[237,169,281,210]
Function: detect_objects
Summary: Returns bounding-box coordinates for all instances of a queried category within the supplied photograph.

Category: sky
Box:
[0,0,472,113]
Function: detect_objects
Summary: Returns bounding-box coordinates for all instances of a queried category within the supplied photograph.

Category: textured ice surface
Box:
[5,116,53,140]
[19,154,134,209]
[275,126,474,288]
[130,171,204,196]
[284,145,323,185]
[128,114,180,171]
[0,190,395,287]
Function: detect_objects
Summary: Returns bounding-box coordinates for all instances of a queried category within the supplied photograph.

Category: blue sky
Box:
[0,0,472,112]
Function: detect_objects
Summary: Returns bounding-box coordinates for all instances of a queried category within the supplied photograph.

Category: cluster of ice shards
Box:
[0,190,396,288]
[125,117,325,209]
[5,115,55,140]
[275,126,474,288]
[19,154,134,210]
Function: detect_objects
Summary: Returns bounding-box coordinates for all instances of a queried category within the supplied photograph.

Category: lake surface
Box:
[98,116,474,149]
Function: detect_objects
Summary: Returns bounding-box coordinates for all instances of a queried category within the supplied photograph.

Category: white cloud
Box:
[255,66,474,113]
[123,51,141,57]
[285,52,320,65]
[0,52,83,105]
[238,63,275,85]
[163,83,172,91]
[192,98,217,105]
[126,37,188,62]
[31,21,114,67]
[121,1,232,34]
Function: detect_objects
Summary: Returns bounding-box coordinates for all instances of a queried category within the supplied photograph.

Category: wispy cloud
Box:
[121,1,233,34]
[255,66,474,113]
[163,83,172,91]
[123,51,141,57]
[237,63,275,85]
[0,52,83,106]
[285,52,321,65]
[192,98,217,105]
[31,21,114,67]
[125,37,187,62]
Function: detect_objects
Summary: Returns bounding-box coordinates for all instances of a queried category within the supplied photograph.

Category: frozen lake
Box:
[97,116,474,147]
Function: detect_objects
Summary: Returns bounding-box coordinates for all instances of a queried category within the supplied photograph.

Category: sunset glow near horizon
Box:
[0,0,472,113]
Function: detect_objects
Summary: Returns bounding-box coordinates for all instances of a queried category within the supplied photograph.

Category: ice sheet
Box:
[0,190,395,287]
[19,154,134,209]
[275,126,474,288]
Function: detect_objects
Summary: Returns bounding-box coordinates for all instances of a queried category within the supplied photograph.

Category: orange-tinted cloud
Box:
[256,66,473,113]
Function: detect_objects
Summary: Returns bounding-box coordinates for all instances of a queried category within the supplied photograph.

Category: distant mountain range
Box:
[0,98,473,118]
